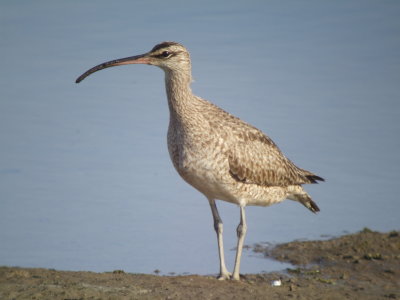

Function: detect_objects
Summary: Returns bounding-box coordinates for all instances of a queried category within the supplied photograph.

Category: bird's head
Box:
[76,41,191,83]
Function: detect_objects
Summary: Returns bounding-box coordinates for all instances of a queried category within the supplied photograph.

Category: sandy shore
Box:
[1,228,398,299]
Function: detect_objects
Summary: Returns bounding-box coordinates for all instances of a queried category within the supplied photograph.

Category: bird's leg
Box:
[232,205,247,281]
[208,198,231,280]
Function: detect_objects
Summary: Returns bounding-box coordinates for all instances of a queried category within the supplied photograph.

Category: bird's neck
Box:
[164,71,195,119]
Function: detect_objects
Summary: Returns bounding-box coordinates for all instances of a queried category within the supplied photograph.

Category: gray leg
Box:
[232,205,247,280]
[208,198,231,280]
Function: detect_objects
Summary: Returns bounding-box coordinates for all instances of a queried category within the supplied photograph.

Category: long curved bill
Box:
[75,53,150,83]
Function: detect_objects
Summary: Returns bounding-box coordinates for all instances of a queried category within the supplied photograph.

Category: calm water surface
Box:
[0,1,399,275]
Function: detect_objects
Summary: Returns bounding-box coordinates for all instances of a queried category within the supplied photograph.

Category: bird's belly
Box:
[169,145,236,202]
[178,157,236,201]
[175,155,288,207]
[168,135,289,207]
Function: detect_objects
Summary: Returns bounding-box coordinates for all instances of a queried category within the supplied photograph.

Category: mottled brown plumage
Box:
[76,41,324,281]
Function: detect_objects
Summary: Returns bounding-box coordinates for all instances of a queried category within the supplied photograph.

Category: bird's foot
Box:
[217,271,232,280]
[231,273,241,281]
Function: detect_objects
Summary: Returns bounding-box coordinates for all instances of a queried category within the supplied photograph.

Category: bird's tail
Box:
[287,189,320,213]
[298,194,320,213]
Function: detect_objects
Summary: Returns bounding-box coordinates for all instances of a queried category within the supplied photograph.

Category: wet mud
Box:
[1,228,398,299]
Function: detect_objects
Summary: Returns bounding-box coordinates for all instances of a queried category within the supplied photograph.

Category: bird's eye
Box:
[161,51,171,58]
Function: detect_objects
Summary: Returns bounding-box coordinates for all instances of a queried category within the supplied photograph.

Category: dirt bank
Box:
[1,228,398,299]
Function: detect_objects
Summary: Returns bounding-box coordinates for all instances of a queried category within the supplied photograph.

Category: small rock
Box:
[271,279,282,287]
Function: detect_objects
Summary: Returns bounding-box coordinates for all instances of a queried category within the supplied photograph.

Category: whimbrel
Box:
[76,41,324,281]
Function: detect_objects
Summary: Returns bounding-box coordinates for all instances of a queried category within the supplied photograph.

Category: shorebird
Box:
[76,41,324,281]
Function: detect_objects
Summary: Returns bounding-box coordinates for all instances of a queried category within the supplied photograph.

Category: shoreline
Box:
[1,228,398,299]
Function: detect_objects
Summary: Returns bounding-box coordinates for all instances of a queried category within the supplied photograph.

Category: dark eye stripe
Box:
[152,51,178,59]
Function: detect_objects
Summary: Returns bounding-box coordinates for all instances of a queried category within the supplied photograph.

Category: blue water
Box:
[1,1,399,276]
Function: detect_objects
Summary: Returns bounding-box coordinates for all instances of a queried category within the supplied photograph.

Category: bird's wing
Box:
[226,125,321,187]
[201,97,323,187]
